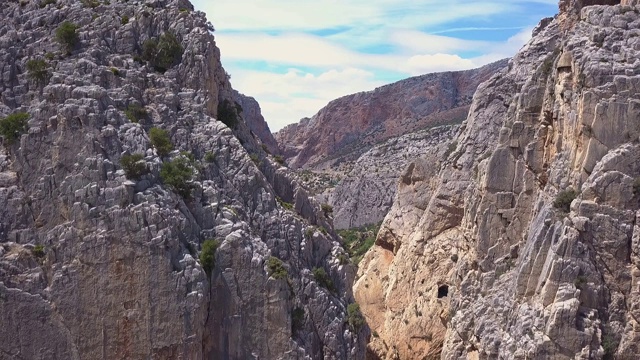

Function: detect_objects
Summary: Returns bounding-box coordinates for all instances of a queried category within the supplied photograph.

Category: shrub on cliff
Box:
[142,32,183,73]
[160,156,194,198]
[0,112,29,144]
[347,303,365,331]
[149,127,173,156]
[26,59,49,85]
[200,239,219,277]
[553,189,577,213]
[125,104,147,123]
[267,256,288,280]
[120,154,148,180]
[312,267,334,291]
[55,22,80,54]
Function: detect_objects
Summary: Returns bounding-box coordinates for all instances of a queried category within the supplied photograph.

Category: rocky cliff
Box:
[233,90,280,156]
[355,1,640,359]
[326,125,459,230]
[275,60,507,171]
[0,0,365,359]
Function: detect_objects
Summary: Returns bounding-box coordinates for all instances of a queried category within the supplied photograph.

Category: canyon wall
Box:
[355,2,640,359]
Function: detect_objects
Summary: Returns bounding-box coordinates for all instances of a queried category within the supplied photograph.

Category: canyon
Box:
[0,0,639,359]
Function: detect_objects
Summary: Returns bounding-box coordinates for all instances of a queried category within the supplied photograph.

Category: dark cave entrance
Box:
[437,285,449,299]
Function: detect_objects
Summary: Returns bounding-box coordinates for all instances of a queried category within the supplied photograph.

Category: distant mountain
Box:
[275,60,508,170]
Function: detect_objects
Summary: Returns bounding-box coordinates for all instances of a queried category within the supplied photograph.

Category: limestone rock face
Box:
[355,2,640,359]
[275,61,507,171]
[0,1,365,359]
[328,125,459,230]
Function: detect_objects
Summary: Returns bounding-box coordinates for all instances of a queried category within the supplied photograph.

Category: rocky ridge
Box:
[355,1,640,359]
[275,60,507,171]
[0,0,365,359]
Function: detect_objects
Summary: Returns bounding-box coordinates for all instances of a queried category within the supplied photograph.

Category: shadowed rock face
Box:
[0,0,365,359]
[275,60,507,171]
[355,1,640,359]
[234,91,280,155]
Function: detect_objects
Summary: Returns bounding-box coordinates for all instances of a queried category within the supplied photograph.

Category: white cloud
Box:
[191,0,555,130]
[228,67,387,131]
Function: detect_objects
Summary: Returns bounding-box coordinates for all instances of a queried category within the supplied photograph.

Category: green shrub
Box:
[292,307,305,333]
[149,127,173,156]
[347,303,365,331]
[32,245,45,258]
[250,154,260,165]
[200,239,219,277]
[337,222,381,266]
[274,155,285,165]
[44,52,55,61]
[120,153,148,180]
[55,22,80,54]
[142,32,183,73]
[267,256,288,280]
[553,189,577,213]
[80,0,100,8]
[39,0,56,8]
[0,112,29,144]
[110,67,121,76]
[574,275,587,290]
[125,103,147,123]
[321,203,333,217]
[160,156,194,198]
[121,15,129,25]
[276,196,294,211]
[305,227,315,238]
[26,59,49,85]
[602,334,619,359]
[312,267,334,291]
[204,151,216,163]
[217,99,241,129]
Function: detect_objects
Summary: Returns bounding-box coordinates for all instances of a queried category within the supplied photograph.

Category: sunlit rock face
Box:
[0,0,366,359]
[355,1,640,359]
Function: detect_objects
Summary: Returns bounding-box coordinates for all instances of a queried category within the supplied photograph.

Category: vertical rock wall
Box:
[355,2,640,359]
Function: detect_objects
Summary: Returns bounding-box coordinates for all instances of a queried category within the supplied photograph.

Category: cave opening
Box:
[438,285,449,299]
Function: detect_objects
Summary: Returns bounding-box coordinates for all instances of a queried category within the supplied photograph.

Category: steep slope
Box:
[275,60,507,170]
[0,1,365,359]
[326,125,459,229]
[355,1,640,359]
[234,90,280,155]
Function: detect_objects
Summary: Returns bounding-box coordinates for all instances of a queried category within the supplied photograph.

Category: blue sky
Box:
[191,0,558,131]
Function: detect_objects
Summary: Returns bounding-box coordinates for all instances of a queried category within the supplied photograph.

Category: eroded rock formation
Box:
[0,0,365,359]
[356,2,640,359]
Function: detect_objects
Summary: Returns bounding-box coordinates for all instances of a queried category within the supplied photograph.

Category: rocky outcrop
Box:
[275,61,507,170]
[234,91,280,155]
[327,125,458,229]
[0,1,365,359]
[355,2,640,359]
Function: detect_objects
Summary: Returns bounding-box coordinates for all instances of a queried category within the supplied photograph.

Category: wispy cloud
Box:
[192,0,557,131]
